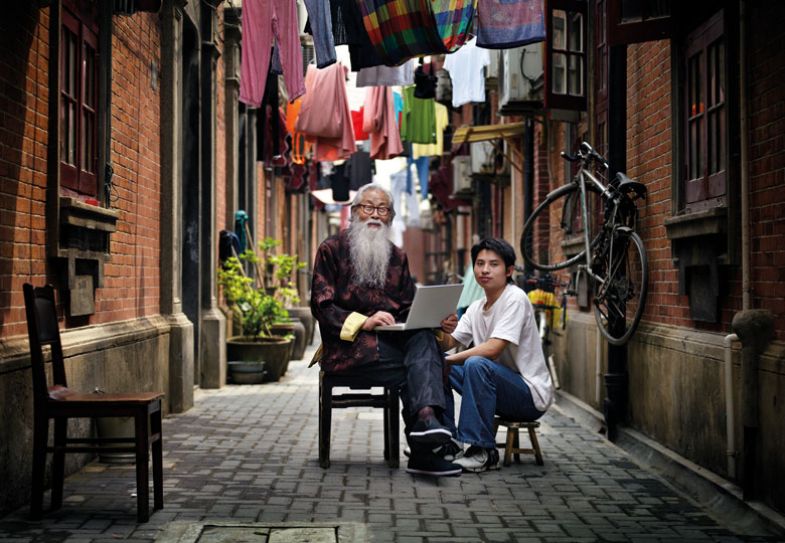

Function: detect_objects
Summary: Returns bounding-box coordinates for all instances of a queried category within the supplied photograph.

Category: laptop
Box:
[375,284,464,331]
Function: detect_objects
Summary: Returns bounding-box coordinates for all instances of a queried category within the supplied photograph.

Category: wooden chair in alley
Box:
[23,283,165,523]
[494,417,544,467]
[319,370,400,469]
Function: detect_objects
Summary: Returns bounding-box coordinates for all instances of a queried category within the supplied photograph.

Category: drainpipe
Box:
[731,310,774,500]
[740,0,751,311]
[723,333,739,480]
[523,117,534,270]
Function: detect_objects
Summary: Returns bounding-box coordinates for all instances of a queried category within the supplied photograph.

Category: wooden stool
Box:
[493,417,544,466]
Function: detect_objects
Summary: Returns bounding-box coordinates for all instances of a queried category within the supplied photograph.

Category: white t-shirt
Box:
[443,37,491,108]
[452,283,555,412]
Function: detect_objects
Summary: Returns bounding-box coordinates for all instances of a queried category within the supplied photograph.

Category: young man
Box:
[311,183,461,477]
[439,238,555,472]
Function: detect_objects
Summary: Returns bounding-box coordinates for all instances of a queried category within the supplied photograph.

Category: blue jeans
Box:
[444,356,544,449]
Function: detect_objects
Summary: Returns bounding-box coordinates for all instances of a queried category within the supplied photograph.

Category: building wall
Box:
[553,6,785,513]
[0,5,184,515]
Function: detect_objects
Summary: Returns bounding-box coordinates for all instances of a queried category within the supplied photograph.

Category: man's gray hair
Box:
[350,183,396,221]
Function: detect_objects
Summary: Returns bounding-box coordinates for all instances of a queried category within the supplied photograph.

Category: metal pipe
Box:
[596,325,602,405]
[740,0,751,310]
[723,333,739,480]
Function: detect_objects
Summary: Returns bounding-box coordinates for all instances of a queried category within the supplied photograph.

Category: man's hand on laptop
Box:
[364,311,396,331]
[440,314,458,335]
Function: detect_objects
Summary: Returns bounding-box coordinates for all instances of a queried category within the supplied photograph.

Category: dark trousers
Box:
[347,329,446,434]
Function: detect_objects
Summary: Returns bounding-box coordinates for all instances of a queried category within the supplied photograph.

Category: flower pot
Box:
[96,417,136,464]
[286,306,315,346]
[270,319,307,361]
[227,360,267,384]
[226,335,292,382]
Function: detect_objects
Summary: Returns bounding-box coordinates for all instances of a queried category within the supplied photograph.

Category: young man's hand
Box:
[440,314,458,334]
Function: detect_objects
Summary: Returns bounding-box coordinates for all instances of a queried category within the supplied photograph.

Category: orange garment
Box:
[362,86,403,160]
[286,98,311,164]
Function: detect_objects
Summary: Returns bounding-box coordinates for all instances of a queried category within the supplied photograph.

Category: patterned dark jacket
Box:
[310,230,415,372]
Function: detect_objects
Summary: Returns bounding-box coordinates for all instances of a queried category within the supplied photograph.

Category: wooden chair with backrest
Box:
[23,283,165,523]
[319,369,400,469]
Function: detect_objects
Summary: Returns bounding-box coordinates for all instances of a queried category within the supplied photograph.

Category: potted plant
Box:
[218,244,293,383]
[259,237,307,360]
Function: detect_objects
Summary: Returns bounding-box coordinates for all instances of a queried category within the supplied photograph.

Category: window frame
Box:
[606,0,672,46]
[59,0,100,197]
[545,0,588,112]
[683,10,726,211]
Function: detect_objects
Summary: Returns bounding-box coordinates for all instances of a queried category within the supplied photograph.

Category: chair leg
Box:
[51,417,67,511]
[319,378,331,469]
[30,415,48,519]
[528,426,544,466]
[382,389,390,462]
[513,428,521,464]
[503,427,515,467]
[150,404,164,512]
[134,411,151,523]
[387,388,399,469]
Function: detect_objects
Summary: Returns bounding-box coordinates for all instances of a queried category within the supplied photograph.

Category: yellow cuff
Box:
[340,312,368,342]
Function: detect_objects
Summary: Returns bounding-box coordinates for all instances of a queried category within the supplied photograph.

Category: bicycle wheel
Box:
[592,229,648,346]
[521,182,602,271]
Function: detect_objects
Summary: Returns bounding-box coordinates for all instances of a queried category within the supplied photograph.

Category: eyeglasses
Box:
[356,204,391,217]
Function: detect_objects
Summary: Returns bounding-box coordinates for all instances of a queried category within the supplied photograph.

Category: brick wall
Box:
[98,13,162,323]
[748,4,785,340]
[0,4,50,338]
[0,6,163,340]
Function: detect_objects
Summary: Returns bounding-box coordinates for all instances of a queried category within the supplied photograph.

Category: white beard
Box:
[347,219,392,288]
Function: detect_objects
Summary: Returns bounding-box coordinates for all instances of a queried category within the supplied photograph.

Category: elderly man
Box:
[311,183,461,477]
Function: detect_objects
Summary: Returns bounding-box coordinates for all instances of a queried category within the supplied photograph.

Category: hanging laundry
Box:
[407,156,431,198]
[296,63,356,161]
[346,150,373,190]
[400,86,436,145]
[355,0,476,66]
[351,108,369,141]
[443,37,491,108]
[356,59,416,87]
[302,0,337,68]
[412,102,449,159]
[476,0,545,49]
[239,0,305,107]
[362,86,403,160]
[413,62,437,99]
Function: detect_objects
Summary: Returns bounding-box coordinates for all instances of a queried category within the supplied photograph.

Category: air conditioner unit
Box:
[452,156,473,195]
[499,43,544,116]
[486,50,500,81]
[470,141,497,174]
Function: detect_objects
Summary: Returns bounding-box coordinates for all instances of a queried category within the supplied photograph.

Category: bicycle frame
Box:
[575,167,615,286]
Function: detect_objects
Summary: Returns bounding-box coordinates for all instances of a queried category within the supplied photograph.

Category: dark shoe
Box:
[406,451,462,477]
[409,417,452,446]
[454,445,500,473]
[403,438,464,461]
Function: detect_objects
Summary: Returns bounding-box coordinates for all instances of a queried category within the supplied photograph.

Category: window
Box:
[607,0,671,46]
[545,0,587,112]
[60,1,99,197]
[684,11,726,210]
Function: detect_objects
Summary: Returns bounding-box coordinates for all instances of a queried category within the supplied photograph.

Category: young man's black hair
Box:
[470,238,516,284]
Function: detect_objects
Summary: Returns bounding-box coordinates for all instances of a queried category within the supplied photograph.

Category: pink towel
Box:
[296,63,355,162]
[363,87,403,160]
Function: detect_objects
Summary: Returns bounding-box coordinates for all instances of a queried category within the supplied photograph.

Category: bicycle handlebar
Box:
[561,142,609,170]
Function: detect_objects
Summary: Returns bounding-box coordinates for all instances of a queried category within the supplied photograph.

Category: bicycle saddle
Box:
[615,172,647,198]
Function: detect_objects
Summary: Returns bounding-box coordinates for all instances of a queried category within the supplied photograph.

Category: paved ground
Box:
[1,341,783,543]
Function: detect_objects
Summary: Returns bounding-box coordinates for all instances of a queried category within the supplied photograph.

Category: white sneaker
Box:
[454,446,500,473]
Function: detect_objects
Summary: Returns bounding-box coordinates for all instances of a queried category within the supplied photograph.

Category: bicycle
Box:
[521,141,648,346]
[523,273,570,389]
